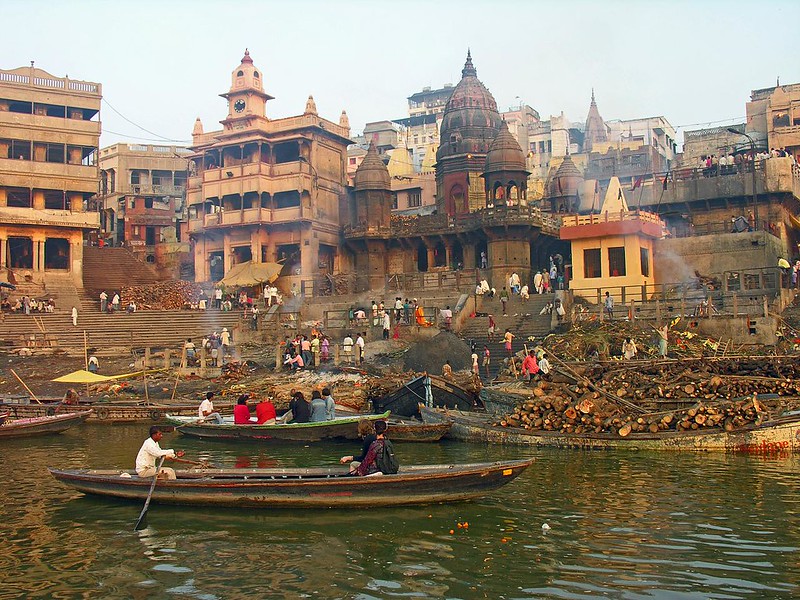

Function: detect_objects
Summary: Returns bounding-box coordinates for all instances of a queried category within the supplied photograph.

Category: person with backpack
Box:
[353,420,399,476]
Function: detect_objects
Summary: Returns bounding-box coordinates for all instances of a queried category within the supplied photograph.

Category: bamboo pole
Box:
[10,368,41,404]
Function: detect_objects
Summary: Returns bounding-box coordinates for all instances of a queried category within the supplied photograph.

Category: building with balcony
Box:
[97,143,191,275]
[747,82,800,162]
[186,50,351,286]
[0,63,101,287]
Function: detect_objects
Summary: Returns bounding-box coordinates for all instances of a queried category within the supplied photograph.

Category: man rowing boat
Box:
[135,426,185,480]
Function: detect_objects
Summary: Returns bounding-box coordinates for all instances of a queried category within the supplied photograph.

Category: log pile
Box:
[119,281,203,310]
[496,382,772,437]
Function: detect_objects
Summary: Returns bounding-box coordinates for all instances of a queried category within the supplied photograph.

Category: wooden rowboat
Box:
[175,411,391,442]
[388,419,453,442]
[373,375,477,418]
[48,458,533,508]
[0,411,92,439]
[0,399,232,423]
[421,406,800,453]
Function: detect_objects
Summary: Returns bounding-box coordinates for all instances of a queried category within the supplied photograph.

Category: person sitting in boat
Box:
[340,419,377,473]
[199,391,224,424]
[322,387,336,420]
[256,396,277,425]
[287,391,311,423]
[353,420,393,476]
[233,394,257,424]
[63,388,80,405]
[135,426,184,480]
[87,355,99,374]
[309,390,328,422]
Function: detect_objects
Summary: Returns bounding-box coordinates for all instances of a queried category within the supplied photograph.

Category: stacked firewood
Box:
[120,281,203,310]
[496,385,770,437]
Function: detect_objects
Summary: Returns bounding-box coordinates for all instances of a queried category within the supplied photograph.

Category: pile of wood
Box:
[496,384,771,437]
[120,281,203,310]
[217,361,254,381]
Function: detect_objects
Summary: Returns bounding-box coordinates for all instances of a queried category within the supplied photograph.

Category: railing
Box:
[0,70,100,94]
[324,306,439,330]
[130,184,184,196]
[561,209,662,227]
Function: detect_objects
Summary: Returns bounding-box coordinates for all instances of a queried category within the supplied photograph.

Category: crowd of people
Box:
[0,295,56,314]
[698,148,796,178]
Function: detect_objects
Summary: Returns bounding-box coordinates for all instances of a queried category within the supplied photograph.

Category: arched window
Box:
[237,70,244,77]
[254,71,260,78]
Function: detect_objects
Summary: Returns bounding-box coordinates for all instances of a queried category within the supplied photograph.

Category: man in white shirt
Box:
[135,426,183,480]
[355,333,366,364]
[99,290,108,313]
[214,287,223,309]
[198,391,223,424]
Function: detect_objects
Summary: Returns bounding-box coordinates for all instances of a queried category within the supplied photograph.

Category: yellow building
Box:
[186,51,351,289]
[560,177,664,302]
[0,63,101,287]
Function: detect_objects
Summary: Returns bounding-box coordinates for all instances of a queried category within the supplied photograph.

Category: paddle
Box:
[134,456,165,531]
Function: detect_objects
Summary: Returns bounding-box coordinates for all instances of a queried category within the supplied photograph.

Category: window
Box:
[608,247,626,277]
[408,191,421,207]
[349,157,357,165]
[131,172,141,185]
[640,247,650,277]
[391,193,398,210]
[584,249,601,278]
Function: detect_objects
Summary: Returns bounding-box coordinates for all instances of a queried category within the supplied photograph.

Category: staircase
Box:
[82,247,163,295]
[0,309,243,357]
[459,293,555,380]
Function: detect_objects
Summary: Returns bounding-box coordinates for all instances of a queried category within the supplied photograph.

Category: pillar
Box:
[0,237,6,269]
[444,243,452,269]
[33,190,45,210]
[427,246,435,270]
[38,240,45,272]
[0,188,7,207]
[68,192,82,212]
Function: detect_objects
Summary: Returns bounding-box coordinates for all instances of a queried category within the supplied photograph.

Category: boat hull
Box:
[421,407,800,453]
[373,375,477,418]
[175,412,391,442]
[0,411,91,438]
[0,401,229,423]
[48,459,533,508]
[388,420,453,442]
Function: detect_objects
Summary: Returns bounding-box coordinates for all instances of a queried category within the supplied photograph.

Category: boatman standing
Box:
[135,426,184,480]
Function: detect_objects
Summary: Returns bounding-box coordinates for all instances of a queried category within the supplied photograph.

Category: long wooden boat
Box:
[372,375,477,418]
[0,411,92,439]
[388,419,453,442]
[421,406,800,453]
[0,398,233,423]
[48,458,533,508]
[0,412,8,425]
[175,411,391,442]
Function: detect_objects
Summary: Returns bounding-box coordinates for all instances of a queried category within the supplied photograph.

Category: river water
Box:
[1,424,799,599]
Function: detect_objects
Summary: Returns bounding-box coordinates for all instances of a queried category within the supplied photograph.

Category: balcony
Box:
[0,158,97,192]
[129,184,185,196]
[0,205,100,229]
[193,206,307,231]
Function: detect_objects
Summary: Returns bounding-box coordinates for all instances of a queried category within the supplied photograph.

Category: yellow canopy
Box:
[52,370,113,384]
[219,261,282,287]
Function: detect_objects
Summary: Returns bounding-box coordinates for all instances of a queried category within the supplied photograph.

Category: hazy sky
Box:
[4,0,799,149]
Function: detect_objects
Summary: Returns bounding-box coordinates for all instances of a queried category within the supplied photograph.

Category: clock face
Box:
[234,100,246,113]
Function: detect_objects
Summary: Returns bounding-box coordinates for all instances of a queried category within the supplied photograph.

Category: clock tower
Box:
[220,49,274,122]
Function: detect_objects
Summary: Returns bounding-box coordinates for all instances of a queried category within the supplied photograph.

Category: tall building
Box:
[186,50,351,288]
[97,143,191,275]
[0,63,101,287]
[747,82,800,160]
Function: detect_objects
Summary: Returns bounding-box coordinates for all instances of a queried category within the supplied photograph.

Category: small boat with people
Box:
[0,411,92,439]
[174,411,392,442]
[0,397,224,423]
[420,406,800,453]
[48,458,533,508]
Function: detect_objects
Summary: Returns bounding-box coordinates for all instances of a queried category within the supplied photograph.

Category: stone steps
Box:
[82,247,163,295]
[0,310,243,356]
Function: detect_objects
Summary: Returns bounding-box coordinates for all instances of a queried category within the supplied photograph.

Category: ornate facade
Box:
[186,51,351,290]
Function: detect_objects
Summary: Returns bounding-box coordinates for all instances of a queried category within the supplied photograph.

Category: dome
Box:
[436,51,502,162]
[354,143,390,191]
[548,154,584,198]
[484,121,527,174]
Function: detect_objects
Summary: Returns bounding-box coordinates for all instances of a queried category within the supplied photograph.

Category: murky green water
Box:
[1,424,799,599]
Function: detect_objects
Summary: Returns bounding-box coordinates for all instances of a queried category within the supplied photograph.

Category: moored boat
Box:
[175,411,391,442]
[0,399,233,423]
[388,419,453,442]
[421,406,800,453]
[372,375,478,417]
[0,412,8,425]
[48,458,533,508]
[0,411,92,438]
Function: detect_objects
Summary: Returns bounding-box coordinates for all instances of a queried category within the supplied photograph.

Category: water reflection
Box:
[1,424,800,598]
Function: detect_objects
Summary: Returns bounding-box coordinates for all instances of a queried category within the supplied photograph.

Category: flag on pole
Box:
[631,176,644,191]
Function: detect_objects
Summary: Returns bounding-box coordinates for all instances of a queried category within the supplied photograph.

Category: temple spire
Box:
[461,49,477,78]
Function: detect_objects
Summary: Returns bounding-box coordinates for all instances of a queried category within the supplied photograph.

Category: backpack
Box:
[375,439,399,474]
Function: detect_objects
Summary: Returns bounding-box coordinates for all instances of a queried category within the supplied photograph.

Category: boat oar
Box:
[134,456,165,531]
